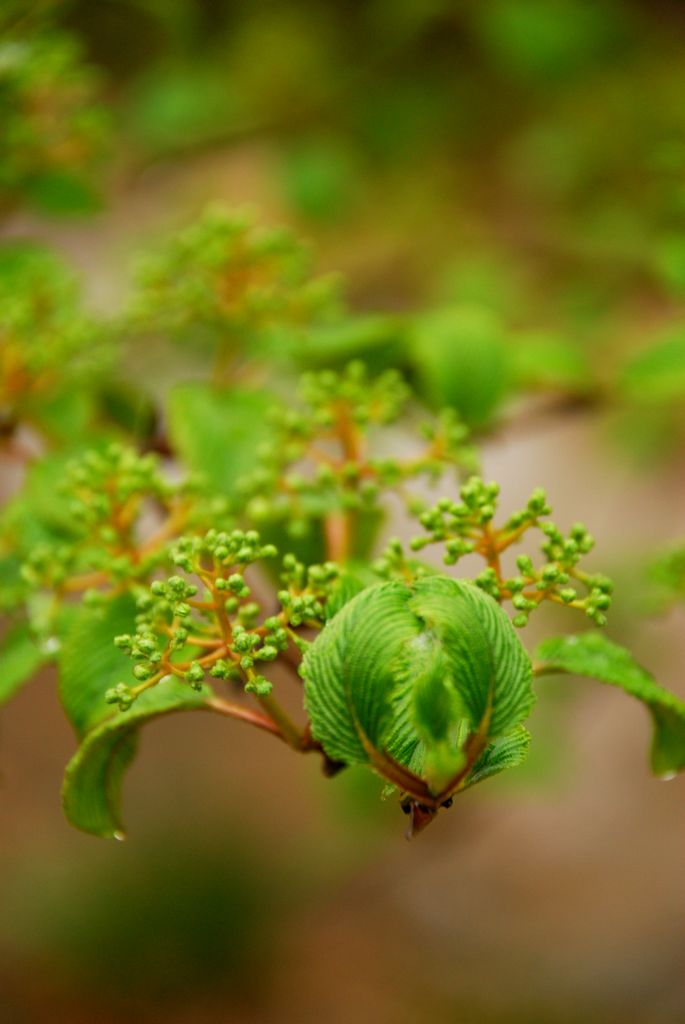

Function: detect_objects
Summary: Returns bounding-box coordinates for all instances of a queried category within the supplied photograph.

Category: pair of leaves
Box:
[303,577,534,799]
[304,577,685,806]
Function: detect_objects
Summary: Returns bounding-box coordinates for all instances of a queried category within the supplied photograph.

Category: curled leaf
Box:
[303,576,534,804]
[62,677,211,838]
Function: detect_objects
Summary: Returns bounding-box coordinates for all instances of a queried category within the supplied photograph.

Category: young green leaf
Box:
[0,621,47,707]
[406,634,465,792]
[62,677,211,838]
[323,570,368,620]
[166,384,273,497]
[462,725,531,789]
[295,314,407,373]
[618,328,685,404]
[58,594,139,738]
[303,576,534,797]
[534,632,685,776]
[410,307,511,429]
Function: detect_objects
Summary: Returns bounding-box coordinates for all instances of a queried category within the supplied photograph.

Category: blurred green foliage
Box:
[0,0,109,214]
[0,243,112,443]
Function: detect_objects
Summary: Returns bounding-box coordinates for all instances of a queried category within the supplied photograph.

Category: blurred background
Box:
[2,1,685,1021]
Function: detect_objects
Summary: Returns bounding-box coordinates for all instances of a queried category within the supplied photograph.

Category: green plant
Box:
[0,2,109,216]
[2,335,684,839]
[1,10,684,841]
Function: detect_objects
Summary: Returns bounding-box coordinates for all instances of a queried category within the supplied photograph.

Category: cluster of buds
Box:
[372,536,434,583]
[0,245,110,436]
[409,476,613,626]
[19,444,212,601]
[238,362,475,549]
[104,528,347,712]
[0,10,109,209]
[127,205,339,356]
[297,361,410,427]
[277,553,340,627]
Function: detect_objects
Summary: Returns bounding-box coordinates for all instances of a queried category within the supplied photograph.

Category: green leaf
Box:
[0,621,47,707]
[96,382,156,441]
[62,678,211,838]
[410,306,511,429]
[618,329,685,404]
[471,0,618,82]
[324,571,369,620]
[406,633,465,792]
[303,577,534,795]
[1,449,87,548]
[25,170,102,216]
[128,67,241,156]
[35,389,95,443]
[260,508,383,580]
[408,577,534,738]
[280,138,359,222]
[511,330,591,392]
[653,235,685,299]
[304,581,415,767]
[295,315,407,373]
[58,594,138,738]
[0,552,27,612]
[166,384,273,498]
[535,632,685,776]
[463,726,531,789]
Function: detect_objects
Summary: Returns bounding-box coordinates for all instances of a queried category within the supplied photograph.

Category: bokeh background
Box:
[2,2,685,1022]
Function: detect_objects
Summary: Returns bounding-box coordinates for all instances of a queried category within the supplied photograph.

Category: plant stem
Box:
[324,510,350,562]
[206,697,284,738]
[254,691,306,749]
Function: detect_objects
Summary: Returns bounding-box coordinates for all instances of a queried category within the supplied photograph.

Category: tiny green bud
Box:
[245,675,273,696]
[255,644,278,662]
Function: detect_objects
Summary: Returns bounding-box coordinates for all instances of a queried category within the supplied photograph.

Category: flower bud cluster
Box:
[237,363,474,542]
[372,537,434,582]
[0,18,109,210]
[107,530,340,710]
[278,553,340,627]
[0,246,111,431]
[170,528,277,574]
[21,543,77,591]
[18,444,211,600]
[128,205,339,347]
[411,477,502,556]
[409,476,612,627]
[66,444,173,512]
[298,361,410,427]
[417,409,479,481]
